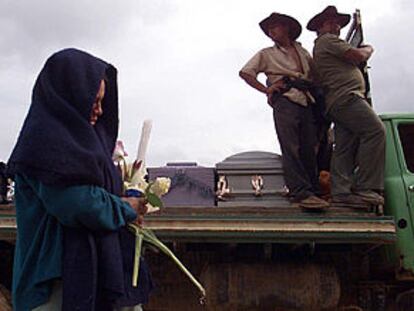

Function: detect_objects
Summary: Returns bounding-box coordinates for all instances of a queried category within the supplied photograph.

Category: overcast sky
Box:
[1,0,413,167]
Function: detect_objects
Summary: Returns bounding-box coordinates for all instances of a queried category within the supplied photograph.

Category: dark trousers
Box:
[271,96,320,201]
[327,95,385,195]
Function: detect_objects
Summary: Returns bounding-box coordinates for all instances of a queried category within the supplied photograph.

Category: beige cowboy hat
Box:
[259,12,302,40]
[306,6,351,31]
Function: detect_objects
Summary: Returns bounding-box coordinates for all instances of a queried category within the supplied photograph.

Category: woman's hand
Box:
[122,197,148,226]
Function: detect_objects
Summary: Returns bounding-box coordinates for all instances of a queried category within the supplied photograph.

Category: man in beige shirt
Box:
[308,6,385,205]
[240,12,329,209]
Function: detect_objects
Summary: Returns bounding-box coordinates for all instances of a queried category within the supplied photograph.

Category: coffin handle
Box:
[216,175,231,200]
[251,175,264,196]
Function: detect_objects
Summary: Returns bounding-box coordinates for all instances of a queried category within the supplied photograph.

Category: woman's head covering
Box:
[8,48,119,189]
[8,48,152,309]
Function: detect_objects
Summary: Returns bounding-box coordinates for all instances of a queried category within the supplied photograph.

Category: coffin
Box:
[215,151,290,207]
[147,162,216,207]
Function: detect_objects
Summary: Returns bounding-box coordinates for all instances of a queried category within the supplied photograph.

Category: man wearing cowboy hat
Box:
[307,6,385,205]
[239,13,329,210]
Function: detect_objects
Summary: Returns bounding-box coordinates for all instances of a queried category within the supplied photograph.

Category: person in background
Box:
[7,48,152,311]
[0,162,9,204]
[239,12,329,210]
[307,6,385,205]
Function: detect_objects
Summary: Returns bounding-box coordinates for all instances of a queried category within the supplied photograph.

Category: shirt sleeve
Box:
[321,34,352,58]
[25,175,137,230]
[240,50,266,77]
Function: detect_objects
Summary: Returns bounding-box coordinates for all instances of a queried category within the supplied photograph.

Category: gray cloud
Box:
[368,2,414,113]
[1,0,413,167]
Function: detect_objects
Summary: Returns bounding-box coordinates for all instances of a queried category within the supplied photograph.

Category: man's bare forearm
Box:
[343,45,374,65]
[357,45,374,62]
[239,71,268,94]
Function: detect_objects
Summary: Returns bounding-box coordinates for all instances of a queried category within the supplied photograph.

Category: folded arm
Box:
[343,45,374,65]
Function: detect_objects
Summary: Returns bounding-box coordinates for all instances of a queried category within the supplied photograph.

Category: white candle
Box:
[136,119,153,165]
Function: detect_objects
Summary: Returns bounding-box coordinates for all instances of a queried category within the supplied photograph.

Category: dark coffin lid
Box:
[148,162,214,172]
[147,163,215,181]
[147,162,215,207]
[216,151,283,170]
[166,162,197,167]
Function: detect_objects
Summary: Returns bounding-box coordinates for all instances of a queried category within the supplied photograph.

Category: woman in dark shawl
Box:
[8,48,152,311]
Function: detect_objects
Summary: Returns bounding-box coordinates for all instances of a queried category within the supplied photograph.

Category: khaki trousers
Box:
[327,95,385,196]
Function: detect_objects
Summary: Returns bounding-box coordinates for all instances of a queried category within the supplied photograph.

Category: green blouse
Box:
[12,174,137,311]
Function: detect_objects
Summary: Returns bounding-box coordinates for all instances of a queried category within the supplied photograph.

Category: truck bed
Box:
[143,205,396,244]
[0,203,396,244]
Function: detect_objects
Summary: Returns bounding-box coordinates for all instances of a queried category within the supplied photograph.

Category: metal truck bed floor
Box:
[0,204,396,244]
[144,205,396,244]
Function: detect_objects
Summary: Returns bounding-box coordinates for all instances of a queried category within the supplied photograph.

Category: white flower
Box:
[129,163,149,192]
[113,140,128,162]
[150,177,171,196]
[124,180,148,193]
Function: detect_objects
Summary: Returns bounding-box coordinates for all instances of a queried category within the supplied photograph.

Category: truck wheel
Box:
[396,288,414,311]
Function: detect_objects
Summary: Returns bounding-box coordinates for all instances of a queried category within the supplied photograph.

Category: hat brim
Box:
[307,11,350,31]
[259,13,302,40]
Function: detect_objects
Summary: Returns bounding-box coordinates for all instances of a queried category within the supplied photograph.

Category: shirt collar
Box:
[315,32,338,43]
[274,41,299,53]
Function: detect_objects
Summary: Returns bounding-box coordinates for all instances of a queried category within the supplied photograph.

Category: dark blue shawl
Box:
[8,48,152,310]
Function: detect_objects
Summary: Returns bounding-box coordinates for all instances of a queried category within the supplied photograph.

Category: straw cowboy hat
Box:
[259,12,302,40]
[307,6,351,31]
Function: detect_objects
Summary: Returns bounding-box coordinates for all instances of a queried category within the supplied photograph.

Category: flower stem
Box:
[130,226,143,287]
[128,224,206,299]
[144,231,206,297]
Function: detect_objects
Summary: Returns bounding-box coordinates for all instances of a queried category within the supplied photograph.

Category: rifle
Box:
[345,9,372,105]
[270,76,328,128]
[274,76,323,107]
[270,76,332,171]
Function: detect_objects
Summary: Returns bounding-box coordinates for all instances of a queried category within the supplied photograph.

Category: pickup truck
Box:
[1,113,413,310]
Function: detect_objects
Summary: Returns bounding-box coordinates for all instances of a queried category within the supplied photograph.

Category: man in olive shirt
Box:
[307,6,386,205]
[240,13,329,209]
